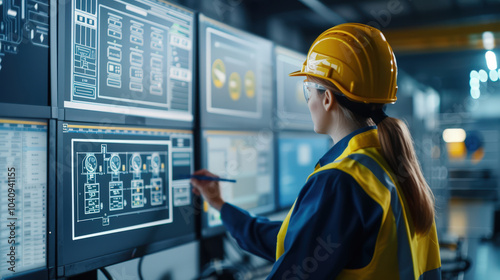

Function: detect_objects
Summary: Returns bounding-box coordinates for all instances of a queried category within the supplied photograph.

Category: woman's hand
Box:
[190,169,225,211]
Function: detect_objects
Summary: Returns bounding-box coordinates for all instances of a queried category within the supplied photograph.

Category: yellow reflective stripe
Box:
[334,129,381,162]
[348,152,415,279]
[310,129,380,177]
[352,149,441,278]
[333,153,400,279]
[414,225,441,278]
[337,205,400,279]
[276,202,295,260]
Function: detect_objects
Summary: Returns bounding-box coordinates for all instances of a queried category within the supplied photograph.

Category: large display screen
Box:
[278,132,331,208]
[0,119,47,278]
[202,130,274,234]
[275,46,312,129]
[199,15,273,129]
[0,0,49,106]
[57,122,195,276]
[60,0,194,122]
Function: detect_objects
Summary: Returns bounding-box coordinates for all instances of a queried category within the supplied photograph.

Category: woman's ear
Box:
[323,90,336,111]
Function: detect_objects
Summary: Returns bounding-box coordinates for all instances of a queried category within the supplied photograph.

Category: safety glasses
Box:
[303,81,327,103]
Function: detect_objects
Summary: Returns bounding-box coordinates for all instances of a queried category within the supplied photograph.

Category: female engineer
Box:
[191,23,441,279]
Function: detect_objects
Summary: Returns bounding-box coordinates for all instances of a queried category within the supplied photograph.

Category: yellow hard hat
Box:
[290,23,397,104]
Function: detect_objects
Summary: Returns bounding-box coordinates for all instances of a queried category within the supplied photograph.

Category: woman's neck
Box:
[328,121,366,144]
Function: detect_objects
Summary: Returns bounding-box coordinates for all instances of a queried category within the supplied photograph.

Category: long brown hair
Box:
[308,75,435,235]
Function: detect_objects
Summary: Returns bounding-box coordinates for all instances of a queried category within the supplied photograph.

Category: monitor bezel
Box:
[55,120,197,277]
[0,117,52,280]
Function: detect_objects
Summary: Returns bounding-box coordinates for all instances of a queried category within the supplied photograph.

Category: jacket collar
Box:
[316,126,379,169]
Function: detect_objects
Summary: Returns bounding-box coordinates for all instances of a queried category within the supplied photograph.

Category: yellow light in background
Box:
[471,147,485,164]
[447,142,467,160]
[443,128,467,143]
[449,199,468,237]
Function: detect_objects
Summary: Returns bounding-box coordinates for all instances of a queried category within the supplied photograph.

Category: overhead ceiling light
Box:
[443,128,467,143]
[490,69,499,82]
[470,77,480,89]
[470,88,480,99]
[482,31,495,50]
[470,70,479,79]
[486,51,497,70]
[479,69,488,82]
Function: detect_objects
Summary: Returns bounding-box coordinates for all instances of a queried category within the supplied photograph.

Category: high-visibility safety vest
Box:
[276,128,441,279]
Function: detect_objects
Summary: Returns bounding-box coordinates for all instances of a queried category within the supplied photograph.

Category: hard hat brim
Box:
[288,70,304,77]
[288,70,397,104]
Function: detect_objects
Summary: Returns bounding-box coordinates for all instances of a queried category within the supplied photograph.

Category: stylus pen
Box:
[182,175,237,183]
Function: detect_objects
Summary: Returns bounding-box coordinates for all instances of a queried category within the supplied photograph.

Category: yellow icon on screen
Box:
[211,59,226,88]
[245,70,255,98]
[228,72,241,101]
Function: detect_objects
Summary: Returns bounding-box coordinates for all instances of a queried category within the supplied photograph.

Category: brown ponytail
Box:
[308,75,435,235]
[376,117,435,234]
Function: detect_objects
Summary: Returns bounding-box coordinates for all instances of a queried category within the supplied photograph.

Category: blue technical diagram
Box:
[65,0,194,120]
[0,0,49,70]
[73,139,172,239]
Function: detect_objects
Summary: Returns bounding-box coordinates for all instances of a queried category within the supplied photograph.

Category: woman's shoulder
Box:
[304,149,397,210]
[303,167,359,197]
[295,166,384,216]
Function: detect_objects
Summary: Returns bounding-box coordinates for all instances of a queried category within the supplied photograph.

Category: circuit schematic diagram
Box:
[0,0,49,71]
[66,0,194,119]
[72,139,173,239]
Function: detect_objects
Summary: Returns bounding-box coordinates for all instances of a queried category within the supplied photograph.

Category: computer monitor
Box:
[199,14,273,129]
[275,46,311,130]
[201,130,274,236]
[58,0,195,126]
[0,0,50,110]
[0,119,48,279]
[56,121,196,277]
[278,132,331,209]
